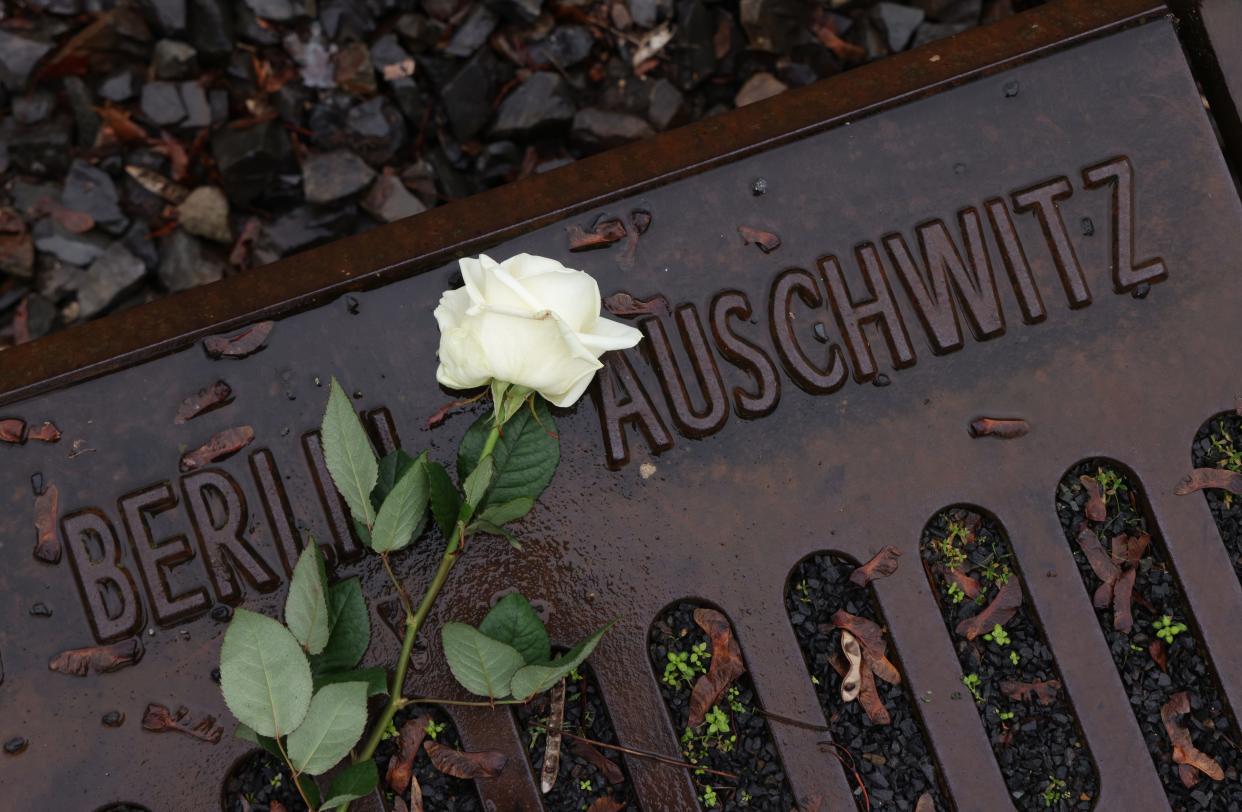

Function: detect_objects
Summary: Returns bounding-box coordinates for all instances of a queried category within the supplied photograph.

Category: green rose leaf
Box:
[370,456,430,553]
[286,681,369,775]
[441,622,525,700]
[321,759,380,809]
[477,497,534,527]
[220,608,313,738]
[426,461,463,539]
[314,666,389,697]
[322,378,379,529]
[467,519,522,550]
[373,450,419,511]
[509,622,614,701]
[285,544,330,655]
[478,593,550,665]
[310,579,370,675]
[491,381,533,427]
[297,774,322,809]
[458,398,559,506]
[462,454,494,513]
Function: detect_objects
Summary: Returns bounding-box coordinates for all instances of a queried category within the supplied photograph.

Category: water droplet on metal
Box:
[751,178,768,196]
[953,163,967,176]
[1080,216,1095,236]
[29,603,52,618]
[1131,282,1151,300]
[4,737,28,755]
[210,668,221,684]
[346,295,360,315]
[313,376,322,387]
[30,473,44,496]
[813,322,829,343]
[280,426,291,437]
[873,373,892,388]
[102,711,125,728]
[1003,80,1020,98]
[210,605,233,623]
[352,390,363,400]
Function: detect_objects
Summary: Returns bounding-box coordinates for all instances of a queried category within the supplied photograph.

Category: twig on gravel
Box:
[530,724,738,781]
[818,741,870,811]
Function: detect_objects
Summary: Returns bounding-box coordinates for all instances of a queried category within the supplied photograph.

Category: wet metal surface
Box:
[7,2,1242,810]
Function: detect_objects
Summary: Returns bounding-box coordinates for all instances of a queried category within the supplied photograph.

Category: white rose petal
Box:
[433,253,643,407]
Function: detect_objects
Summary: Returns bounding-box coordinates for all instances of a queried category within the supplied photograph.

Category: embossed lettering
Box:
[768,268,848,395]
[710,290,780,418]
[986,197,1046,324]
[1012,177,1090,308]
[62,509,143,643]
[820,245,917,382]
[119,484,209,626]
[249,448,309,576]
[884,210,1005,354]
[302,432,366,564]
[182,469,279,604]
[641,305,729,437]
[1082,156,1167,292]
[593,350,674,469]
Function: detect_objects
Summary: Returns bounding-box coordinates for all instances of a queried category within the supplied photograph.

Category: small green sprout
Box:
[962,673,983,704]
[578,779,592,791]
[936,536,967,571]
[1042,776,1070,807]
[983,623,1011,647]
[568,667,583,682]
[946,582,966,604]
[727,686,747,714]
[1095,467,1124,503]
[424,719,446,740]
[380,718,400,741]
[1009,650,1020,666]
[269,773,282,789]
[997,709,1015,722]
[689,642,710,671]
[701,786,719,808]
[796,578,811,604]
[663,651,695,688]
[1154,615,1187,644]
[704,705,730,736]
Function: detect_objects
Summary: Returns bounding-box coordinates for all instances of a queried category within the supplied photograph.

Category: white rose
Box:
[433,253,644,407]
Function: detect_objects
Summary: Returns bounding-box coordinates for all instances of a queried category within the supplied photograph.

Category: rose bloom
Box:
[434,253,643,407]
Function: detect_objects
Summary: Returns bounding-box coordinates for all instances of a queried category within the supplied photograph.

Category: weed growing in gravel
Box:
[962,673,984,704]
[1153,615,1187,644]
[983,623,1011,647]
[1042,776,1071,807]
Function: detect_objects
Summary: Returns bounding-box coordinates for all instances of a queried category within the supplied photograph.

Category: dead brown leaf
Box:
[175,381,235,424]
[1112,566,1138,633]
[943,567,982,600]
[1161,691,1224,782]
[969,417,1030,439]
[203,321,275,359]
[33,484,60,564]
[811,8,865,63]
[27,421,61,443]
[1075,525,1120,603]
[125,165,189,204]
[1079,474,1107,521]
[424,740,507,779]
[955,578,1022,640]
[570,739,625,785]
[160,130,190,182]
[999,679,1061,706]
[831,610,900,684]
[179,426,256,473]
[141,703,223,743]
[386,714,431,794]
[0,418,25,444]
[1175,467,1242,496]
[567,218,627,251]
[850,546,901,586]
[738,225,781,253]
[96,105,149,142]
[602,291,669,318]
[856,659,890,725]
[1111,532,1150,567]
[408,774,424,812]
[1150,640,1168,673]
[915,792,935,812]
[689,607,747,727]
[50,639,143,676]
[587,797,626,812]
[839,630,861,702]
[541,679,566,793]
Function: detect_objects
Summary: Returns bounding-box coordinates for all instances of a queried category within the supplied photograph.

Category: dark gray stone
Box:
[475,140,520,186]
[445,5,497,57]
[179,81,211,128]
[302,150,376,204]
[486,0,541,23]
[62,77,101,148]
[527,25,594,68]
[669,0,717,88]
[647,77,686,131]
[34,219,110,268]
[187,0,235,59]
[737,0,808,54]
[441,52,497,141]
[571,107,655,151]
[122,220,161,270]
[142,0,188,34]
[235,2,281,45]
[389,77,425,125]
[627,0,667,28]
[2,116,74,175]
[62,159,128,234]
[345,97,406,166]
[253,204,357,263]
[23,294,58,341]
[0,31,54,92]
[78,242,146,317]
[13,91,56,126]
[98,70,141,103]
[911,20,972,47]
[370,34,412,80]
[12,179,61,213]
[395,12,442,52]
[911,0,981,23]
[211,119,294,205]
[153,39,198,79]
[873,1,925,52]
[491,72,576,137]
[157,229,225,292]
[242,0,296,21]
[361,173,426,223]
[141,81,187,126]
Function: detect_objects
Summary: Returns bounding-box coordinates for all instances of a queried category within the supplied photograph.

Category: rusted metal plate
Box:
[11,3,1242,811]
